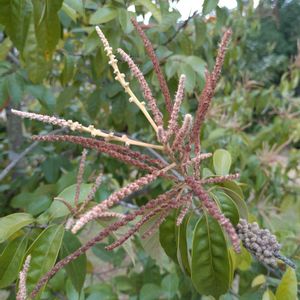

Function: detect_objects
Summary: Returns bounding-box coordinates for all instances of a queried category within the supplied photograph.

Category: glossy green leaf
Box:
[177,214,191,275]
[202,0,219,15]
[89,7,117,24]
[211,191,240,226]
[159,210,178,263]
[26,224,64,294]
[0,235,28,288]
[37,183,93,222]
[213,149,232,175]
[118,8,133,34]
[32,0,63,55]
[219,181,248,219]
[275,267,297,300]
[60,231,86,292]
[191,214,231,298]
[0,213,34,243]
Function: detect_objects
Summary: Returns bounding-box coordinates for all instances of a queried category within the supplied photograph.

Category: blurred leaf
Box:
[161,273,179,299]
[136,0,162,23]
[202,0,219,15]
[26,224,64,294]
[0,0,32,51]
[0,213,34,243]
[191,213,231,298]
[213,149,232,175]
[61,55,76,86]
[251,275,266,287]
[23,17,49,83]
[89,7,117,24]
[0,235,28,288]
[139,283,162,300]
[32,0,63,55]
[179,63,196,93]
[118,8,133,33]
[263,289,277,300]
[275,267,297,300]
[60,231,86,293]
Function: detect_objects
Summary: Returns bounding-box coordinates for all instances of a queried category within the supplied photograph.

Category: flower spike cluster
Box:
[13,22,292,299]
[16,255,31,300]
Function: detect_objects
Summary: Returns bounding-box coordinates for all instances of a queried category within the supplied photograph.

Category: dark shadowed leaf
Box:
[191,213,231,298]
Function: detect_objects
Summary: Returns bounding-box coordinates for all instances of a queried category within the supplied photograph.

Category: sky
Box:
[174,0,260,19]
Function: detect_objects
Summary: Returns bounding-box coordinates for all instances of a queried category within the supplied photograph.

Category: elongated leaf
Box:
[32,0,63,55]
[191,214,231,298]
[275,267,297,300]
[60,55,76,86]
[177,214,191,276]
[89,7,117,25]
[0,213,34,243]
[60,231,86,292]
[159,210,178,263]
[263,289,276,300]
[26,224,65,294]
[23,17,49,83]
[0,0,32,51]
[0,235,28,288]
[213,149,232,175]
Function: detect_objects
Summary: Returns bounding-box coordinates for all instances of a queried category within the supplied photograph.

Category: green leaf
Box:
[211,191,240,226]
[177,214,191,275]
[202,0,219,15]
[161,273,179,299]
[263,289,277,300]
[140,283,162,300]
[219,181,248,219]
[117,8,133,34]
[191,213,231,298]
[179,63,196,93]
[89,7,117,25]
[136,0,162,23]
[186,56,206,78]
[32,0,63,55]
[0,235,28,288]
[275,267,297,300]
[213,149,232,175]
[159,210,178,263]
[0,213,34,243]
[60,55,76,86]
[60,231,86,293]
[26,224,64,294]
[139,214,168,265]
[37,183,93,222]
[23,17,49,83]
[0,0,32,52]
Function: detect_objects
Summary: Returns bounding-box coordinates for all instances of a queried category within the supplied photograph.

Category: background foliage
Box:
[0,0,299,299]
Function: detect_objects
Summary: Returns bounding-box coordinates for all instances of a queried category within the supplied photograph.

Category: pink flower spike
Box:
[17,255,31,300]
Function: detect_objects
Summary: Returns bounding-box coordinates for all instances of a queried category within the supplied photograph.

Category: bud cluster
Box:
[237,219,281,267]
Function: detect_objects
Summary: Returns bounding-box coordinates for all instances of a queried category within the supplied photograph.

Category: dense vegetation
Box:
[0,0,299,299]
